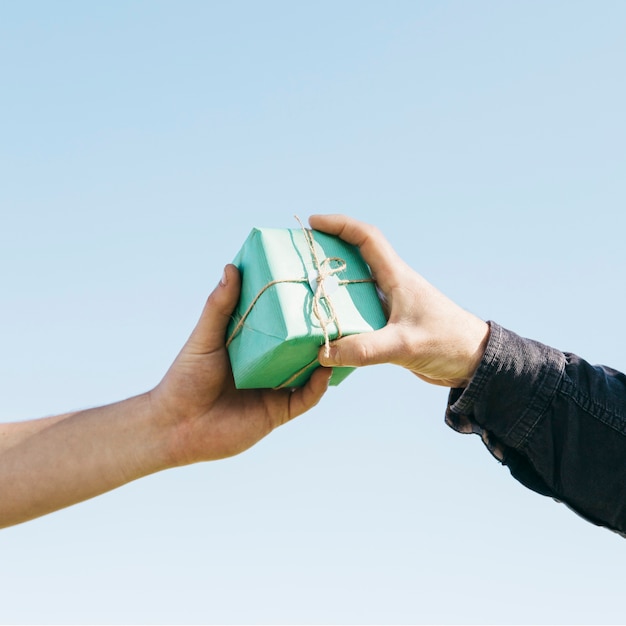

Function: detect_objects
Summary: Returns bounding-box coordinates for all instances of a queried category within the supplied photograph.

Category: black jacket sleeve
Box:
[446,322,626,536]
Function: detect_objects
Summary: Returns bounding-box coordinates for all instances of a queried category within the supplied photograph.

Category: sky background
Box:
[1,1,626,624]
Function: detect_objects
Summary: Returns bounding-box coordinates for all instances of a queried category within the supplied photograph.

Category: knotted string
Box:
[226,216,373,388]
[295,215,346,358]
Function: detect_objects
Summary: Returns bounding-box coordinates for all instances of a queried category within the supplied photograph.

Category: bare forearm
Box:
[0,393,174,528]
[0,263,330,528]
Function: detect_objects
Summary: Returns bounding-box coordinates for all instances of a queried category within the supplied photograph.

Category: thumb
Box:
[318,326,400,368]
[187,264,241,354]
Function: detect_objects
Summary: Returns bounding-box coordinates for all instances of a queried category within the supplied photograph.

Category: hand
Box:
[150,263,333,466]
[0,265,331,528]
[309,214,489,388]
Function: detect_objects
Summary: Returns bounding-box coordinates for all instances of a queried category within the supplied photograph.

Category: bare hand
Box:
[0,264,331,528]
[309,214,489,388]
[150,264,333,466]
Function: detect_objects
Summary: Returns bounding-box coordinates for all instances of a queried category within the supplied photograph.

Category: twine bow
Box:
[296,215,345,358]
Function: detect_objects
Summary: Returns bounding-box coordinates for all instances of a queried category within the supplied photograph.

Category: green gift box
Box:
[226,224,387,389]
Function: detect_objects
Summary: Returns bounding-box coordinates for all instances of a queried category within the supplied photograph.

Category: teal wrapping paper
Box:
[226,226,387,389]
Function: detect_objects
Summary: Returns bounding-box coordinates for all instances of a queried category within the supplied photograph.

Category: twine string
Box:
[297,216,346,358]
[225,278,303,349]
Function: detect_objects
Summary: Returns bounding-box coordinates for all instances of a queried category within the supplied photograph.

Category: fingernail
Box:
[220,267,228,286]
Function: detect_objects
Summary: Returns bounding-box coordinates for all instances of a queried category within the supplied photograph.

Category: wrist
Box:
[145,387,194,469]
[457,320,490,388]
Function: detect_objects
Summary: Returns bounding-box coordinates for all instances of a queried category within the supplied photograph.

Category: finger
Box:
[308,214,406,292]
[187,264,241,354]
[286,366,333,420]
[318,326,403,368]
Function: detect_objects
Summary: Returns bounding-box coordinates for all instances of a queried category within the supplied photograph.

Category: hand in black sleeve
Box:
[310,213,626,537]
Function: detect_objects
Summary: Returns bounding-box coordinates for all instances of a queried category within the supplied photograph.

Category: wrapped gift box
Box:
[226,225,387,389]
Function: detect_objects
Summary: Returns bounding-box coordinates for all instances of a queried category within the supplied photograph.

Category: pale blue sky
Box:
[1,1,626,624]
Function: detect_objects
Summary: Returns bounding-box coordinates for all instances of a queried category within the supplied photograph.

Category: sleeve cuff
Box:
[446,321,566,454]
